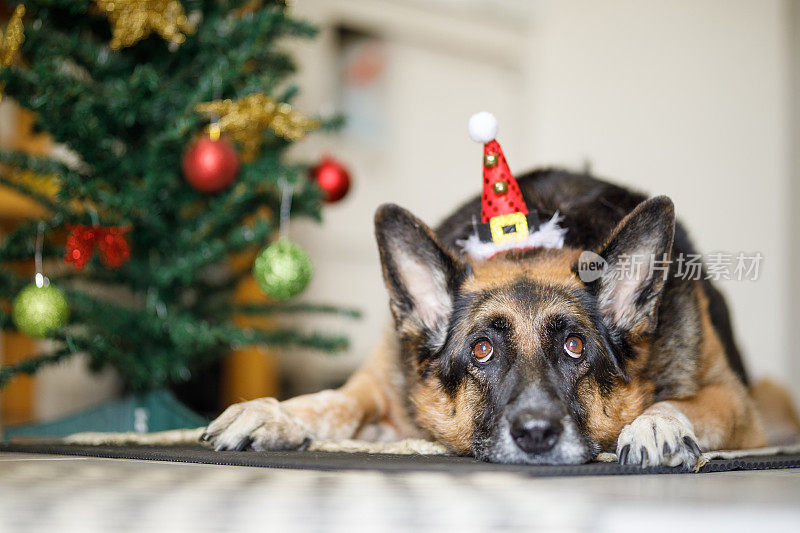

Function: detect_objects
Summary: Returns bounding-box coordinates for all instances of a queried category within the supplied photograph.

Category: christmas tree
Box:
[0,1,354,405]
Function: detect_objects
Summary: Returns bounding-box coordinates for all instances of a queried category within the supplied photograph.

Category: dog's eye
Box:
[563,336,583,358]
[472,339,494,363]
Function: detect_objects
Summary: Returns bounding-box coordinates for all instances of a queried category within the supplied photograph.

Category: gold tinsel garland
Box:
[1,166,59,199]
[1,163,120,220]
[0,4,25,100]
[93,0,195,50]
[195,93,319,161]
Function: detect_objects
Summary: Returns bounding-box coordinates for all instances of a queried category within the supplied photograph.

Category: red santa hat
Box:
[458,112,567,260]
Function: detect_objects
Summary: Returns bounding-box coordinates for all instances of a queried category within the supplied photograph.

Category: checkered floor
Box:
[1,452,799,532]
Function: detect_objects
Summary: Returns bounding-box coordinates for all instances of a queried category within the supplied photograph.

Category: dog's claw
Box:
[683,436,702,457]
[618,444,630,464]
[199,432,210,442]
[235,437,254,452]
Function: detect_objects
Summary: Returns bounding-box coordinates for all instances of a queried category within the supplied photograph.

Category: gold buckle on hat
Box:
[489,212,529,244]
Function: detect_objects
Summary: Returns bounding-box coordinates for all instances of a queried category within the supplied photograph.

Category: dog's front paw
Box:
[202,398,311,452]
[616,403,703,469]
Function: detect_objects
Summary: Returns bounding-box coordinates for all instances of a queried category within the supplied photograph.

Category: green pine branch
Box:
[235,302,362,319]
[0,308,12,330]
[0,347,75,388]
[223,326,351,354]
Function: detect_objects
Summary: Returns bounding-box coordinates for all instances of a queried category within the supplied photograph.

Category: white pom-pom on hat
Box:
[468,111,498,144]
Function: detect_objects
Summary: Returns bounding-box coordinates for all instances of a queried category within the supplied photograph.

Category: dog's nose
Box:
[510,410,563,454]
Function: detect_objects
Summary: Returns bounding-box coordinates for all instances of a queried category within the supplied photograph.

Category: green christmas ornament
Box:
[12,283,70,338]
[253,240,313,300]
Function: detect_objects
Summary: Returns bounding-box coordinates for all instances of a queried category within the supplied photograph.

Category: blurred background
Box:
[1,0,798,428]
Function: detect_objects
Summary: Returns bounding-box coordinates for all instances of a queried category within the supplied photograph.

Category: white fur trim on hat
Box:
[456,212,567,261]
[468,111,498,144]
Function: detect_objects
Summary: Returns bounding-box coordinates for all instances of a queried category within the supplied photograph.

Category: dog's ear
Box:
[375,204,468,342]
[587,196,675,338]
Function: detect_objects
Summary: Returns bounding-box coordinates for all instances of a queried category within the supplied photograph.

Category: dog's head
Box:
[375,197,675,464]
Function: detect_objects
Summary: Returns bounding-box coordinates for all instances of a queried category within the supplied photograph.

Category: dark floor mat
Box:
[2,442,800,476]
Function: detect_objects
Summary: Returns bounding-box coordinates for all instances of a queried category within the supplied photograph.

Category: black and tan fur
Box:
[204,169,796,467]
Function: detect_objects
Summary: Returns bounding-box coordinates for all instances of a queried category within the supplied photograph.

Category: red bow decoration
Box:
[65,225,131,269]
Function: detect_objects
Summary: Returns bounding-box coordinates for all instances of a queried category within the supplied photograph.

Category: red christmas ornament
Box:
[65,225,131,269]
[311,155,351,203]
[182,136,240,193]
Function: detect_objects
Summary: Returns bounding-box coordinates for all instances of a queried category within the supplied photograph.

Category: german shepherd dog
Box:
[204,168,788,467]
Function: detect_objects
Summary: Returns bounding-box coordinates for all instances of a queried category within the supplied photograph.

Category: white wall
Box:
[789,0,800,403]
[521,0,793,391]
